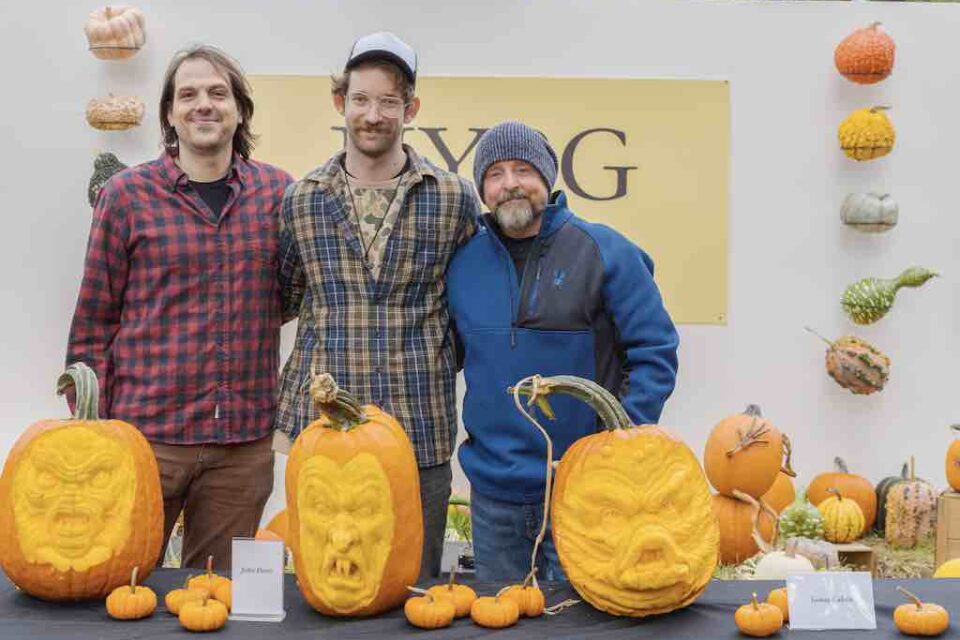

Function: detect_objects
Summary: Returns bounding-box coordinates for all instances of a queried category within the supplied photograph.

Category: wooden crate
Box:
[935,491,960,569]
[834,542,876,576]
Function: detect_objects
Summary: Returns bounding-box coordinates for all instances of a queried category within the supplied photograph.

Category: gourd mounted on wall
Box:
[85,5,146,60]
[805,328,890,395]
[89,152,128,206]
[841,193,898,233]
[834,22,895,85]
[838,106,895,161]
[86,95,145,131]
[841,267,938,325]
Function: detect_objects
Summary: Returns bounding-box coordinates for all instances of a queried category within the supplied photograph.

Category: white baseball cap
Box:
[345,32,417,84]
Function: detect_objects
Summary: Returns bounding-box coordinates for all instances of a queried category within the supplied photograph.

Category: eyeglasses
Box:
[347,93,407,117]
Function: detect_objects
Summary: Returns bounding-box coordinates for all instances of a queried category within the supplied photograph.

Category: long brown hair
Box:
[159,44,257,159]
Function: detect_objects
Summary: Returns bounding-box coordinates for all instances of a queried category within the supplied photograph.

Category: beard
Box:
[494,190,540,233]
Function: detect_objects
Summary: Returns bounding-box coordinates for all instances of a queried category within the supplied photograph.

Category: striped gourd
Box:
[817,489,865,543]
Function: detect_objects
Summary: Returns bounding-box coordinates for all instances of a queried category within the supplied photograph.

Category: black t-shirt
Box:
[190,176,231,222]
[488,215,537,278]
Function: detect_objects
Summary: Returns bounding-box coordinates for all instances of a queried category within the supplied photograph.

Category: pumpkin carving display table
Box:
[1,570,957,639]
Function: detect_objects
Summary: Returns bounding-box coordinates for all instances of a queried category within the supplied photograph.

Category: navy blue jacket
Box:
[447,192,680,504]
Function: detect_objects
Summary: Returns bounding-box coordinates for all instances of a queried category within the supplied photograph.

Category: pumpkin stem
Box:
[522,568,536,589]
[896,586,923,610]
[751,592,760,611]
[725,411,771,457]
[448,562,458,587]
[804,326,835,347]
[951,424,960,436]
[544,598,581,616]
[56,362,100,421]
[869,21,882,30]
[781,434,796,477]
[827,487,844,501]
[308,371,367,431]
[407,586,432,600]
[130,566,139,593]
[834,457,849,474]
[869,105,891,113]
[733,490,778,553]
[105,6,112,20]
[909,456,915,482]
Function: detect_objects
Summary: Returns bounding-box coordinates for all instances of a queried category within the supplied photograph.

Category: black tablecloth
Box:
[2,570,958,639]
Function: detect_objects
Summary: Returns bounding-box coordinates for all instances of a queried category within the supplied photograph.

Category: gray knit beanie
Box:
[473,121,559,193]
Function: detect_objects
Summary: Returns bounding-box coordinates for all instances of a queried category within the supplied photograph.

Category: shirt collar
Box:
[160,149,249,191]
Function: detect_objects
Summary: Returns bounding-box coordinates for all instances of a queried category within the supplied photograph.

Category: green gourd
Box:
[778,490,824,540]
[875,462,908,533]
[88,152,128,207]
[841,267,938,325]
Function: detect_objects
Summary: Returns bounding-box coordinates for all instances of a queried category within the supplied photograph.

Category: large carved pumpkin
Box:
[704,405,794,499]
[285,373,422,617]
[807,457,877,530]
[512,375,719,618]
[0,363,163,600]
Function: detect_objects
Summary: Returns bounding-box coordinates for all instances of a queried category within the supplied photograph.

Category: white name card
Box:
[230,538,286,622]
[787,572,876,630]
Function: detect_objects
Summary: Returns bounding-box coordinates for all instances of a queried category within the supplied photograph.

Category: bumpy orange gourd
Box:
[501,583,545,618]
[164,575,210,615]
[470,593,520,629]
[893,587,950,637]
[807,457,877,530]
[187,556,229,593]
[839,106,895,161]
[286,374,423,617]
[885,458,938,549]
[818,489,865,543]
[426,566,476,618]
[946,425,960,492]
[84,5,146,59]
[404,587,456,629]
[735,592,784,637]
[766,587,789,623]
[105,566,156,620]
[179,595,228,632]
[512,375,718,618]
[834,22,895,85]
[762,472,796,514]
[0,363,163,601]
[704,405,794,499]
[712,493,776,565]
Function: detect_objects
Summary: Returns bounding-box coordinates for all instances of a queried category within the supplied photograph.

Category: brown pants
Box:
[152,436,274,571]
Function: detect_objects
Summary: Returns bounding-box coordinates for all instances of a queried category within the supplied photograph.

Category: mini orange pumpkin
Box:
[501,582,545,618]
[105,566,156,620]
[735,592,784,637]
[286,374,423,617]
[766,587,789,623]
[0,363,163,601]
[187,556,229,593]
[426,565,476,618]
[470,593,520,629]
[893,587,950,637]
[164,575,210,615]
[404,587,456,629]
[179,595,228,632]
[834,22,895,85]
[704,405,795,499]
[212,579,231,611]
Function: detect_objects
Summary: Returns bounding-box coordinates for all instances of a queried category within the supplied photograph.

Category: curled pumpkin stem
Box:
[781,434,796,477]
[130,566,140,593]
[544,599,581,615]
[896,586,923,610]
[725,416,770,457]
[308,370,367,430]
[732,490,778,553]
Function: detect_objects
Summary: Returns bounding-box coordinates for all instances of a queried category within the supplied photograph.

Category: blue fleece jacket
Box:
[447,192,679,504]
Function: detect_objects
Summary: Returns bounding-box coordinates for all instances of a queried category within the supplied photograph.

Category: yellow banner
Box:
[249,76,729,324]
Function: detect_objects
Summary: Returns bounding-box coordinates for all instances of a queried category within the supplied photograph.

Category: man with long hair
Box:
[66,44,293,569]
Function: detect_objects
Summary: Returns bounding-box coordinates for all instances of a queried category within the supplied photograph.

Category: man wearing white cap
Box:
[275,32,480,579]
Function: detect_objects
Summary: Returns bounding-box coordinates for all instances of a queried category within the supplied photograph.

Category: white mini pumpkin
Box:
[85,5,146,60]
[753,550,815,580]
[840,193,898,233]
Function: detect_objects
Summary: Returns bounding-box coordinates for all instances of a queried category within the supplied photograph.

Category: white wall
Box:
[1,1,958,522]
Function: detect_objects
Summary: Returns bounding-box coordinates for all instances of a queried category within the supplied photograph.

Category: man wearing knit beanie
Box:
[448,120,680,582]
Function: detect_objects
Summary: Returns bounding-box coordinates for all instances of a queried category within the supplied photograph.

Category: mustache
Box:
[496,188,529,206]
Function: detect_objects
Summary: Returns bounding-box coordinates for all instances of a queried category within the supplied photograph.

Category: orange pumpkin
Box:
[834,22,895,85]
[947,425,960,493]
[187,556,229,593]
[105,566,157,620]
[470,593,520,629]
[893,586,950,637]
[807,457,877,530]
[712,493,777,565]
[0,363,163,601]
[426,565,476,618]
[762,472,796,514]
[404,587,456,629]
[501,583,545,618]
[704,405,794,499]
[735,592,784,637]
[265,509,288,542]
[286,373,422,617]
[767,587,789,623]
[255,528,283,542]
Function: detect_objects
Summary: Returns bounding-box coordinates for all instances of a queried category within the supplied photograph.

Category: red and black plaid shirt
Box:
[66,151,293,444]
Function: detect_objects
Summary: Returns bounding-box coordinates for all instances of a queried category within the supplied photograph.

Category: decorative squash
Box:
[105,566,156,620]
[818,489,865,543]
[946,425,960,493]
[426,565,476,618]
[807,457,877,530]
[404,587,456,629]
[179,595,228,633]
[838,106,895,161]
[0,363,163,601]
[876,462,909,533]
[834,22,895,85]
[286,373,423,617]
[187,556,229,593]
[712,493,777,565]
[164,575,210,615]
[704,405,795,499]
[470,593,520,629]
[753,541,815,580]
[735,592,784,637]
[885,457,938,549]
[840,193,898,233]
[841,267,938,325]
[766,587,789,623]
[761,472,796,514]
[933,558,960,578]
[86,95,145,131]
[806,328,890,396]
[511,375,718,618]
[88,152,127,207]
[893,587,950,637]
[501,582,546,618]
[778,490,825,541]
[84,5,146,59]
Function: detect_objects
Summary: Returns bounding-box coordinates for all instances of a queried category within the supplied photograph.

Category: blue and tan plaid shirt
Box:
[276,146,479,466]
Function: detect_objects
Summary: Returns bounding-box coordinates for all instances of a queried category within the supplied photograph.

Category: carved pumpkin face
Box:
[0,363,163,601]
[552,427,719,617]
[286,378,422,618]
